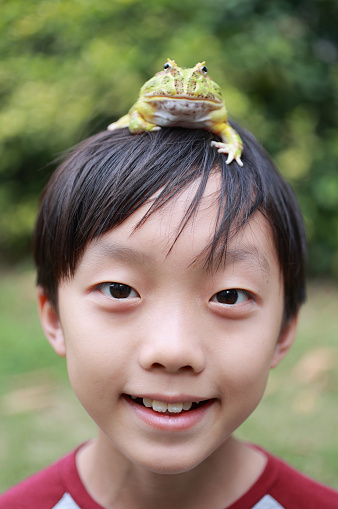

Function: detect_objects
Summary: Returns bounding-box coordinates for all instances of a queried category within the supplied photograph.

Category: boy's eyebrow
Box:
[90,242,271,276]
[90,244,155,267]
[207,245,272,277]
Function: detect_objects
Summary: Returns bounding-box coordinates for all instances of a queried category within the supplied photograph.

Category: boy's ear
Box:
[270,314,299,369]
[37,288,66,357]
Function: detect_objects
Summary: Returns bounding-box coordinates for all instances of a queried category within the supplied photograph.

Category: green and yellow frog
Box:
[108,59,243,166]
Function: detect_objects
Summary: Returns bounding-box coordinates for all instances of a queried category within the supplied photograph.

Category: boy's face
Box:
[39,174,297,474]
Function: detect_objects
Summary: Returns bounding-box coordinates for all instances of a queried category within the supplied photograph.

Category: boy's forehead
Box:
[88,173,220,251]
[81,178,278,280]
[86,238,273,279]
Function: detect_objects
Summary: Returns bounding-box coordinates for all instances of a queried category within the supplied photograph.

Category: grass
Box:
[0,266,338,492]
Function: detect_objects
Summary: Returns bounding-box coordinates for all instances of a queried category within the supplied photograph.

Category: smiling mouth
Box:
[125,395,211,414]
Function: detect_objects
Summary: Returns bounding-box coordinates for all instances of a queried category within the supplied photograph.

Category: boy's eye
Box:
[99,282,139,299]
[210,289,250,305]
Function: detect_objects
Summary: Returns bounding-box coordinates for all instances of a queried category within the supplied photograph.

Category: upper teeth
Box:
[140,397,193,413]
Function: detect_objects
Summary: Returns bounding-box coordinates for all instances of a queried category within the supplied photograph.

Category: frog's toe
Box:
[107,122,119,131]
[211,141,233,159]
[210,141,232,154]
[224,153,234,164]
[150,126,161,132]
[235,155,243,167]
[210,141,223,150]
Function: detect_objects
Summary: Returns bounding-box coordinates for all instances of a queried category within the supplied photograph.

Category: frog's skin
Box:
[107,59,243,166]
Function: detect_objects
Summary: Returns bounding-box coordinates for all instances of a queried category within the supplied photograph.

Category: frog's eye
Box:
[163,62,172,71]
[200,65,208,75]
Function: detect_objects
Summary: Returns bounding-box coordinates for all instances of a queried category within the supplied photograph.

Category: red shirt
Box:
[1,445,338,508]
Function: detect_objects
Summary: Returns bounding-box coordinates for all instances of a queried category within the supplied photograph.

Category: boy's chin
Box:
[132,453,209,475]
[121,439,226,476]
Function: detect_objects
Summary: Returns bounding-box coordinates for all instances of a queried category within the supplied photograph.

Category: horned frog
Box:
[108,59,243,166]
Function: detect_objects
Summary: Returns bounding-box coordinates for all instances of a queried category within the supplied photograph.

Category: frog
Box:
[107,59,243,166]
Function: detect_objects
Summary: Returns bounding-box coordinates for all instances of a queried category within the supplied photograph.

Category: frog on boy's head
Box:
[108,59,243,165]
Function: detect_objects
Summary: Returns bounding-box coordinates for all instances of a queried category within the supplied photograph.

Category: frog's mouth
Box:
[148,97,221,128]
[145,93,222,104]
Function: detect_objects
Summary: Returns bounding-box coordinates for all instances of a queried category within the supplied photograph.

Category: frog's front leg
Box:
[107,98,161,134]
[211,123,243,166]
[107,112,160,133]
[128,106,161,134]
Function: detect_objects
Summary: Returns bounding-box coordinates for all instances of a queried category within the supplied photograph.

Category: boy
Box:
[1,125,337,509]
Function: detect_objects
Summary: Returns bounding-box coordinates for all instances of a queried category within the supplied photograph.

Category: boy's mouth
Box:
[125,395,210,414]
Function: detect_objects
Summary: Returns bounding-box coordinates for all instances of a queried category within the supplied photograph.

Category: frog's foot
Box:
[107,121,121,131]
[107,114,130,131]
[210,141,243,167]
[127,109,162,134]
[129,118,161,134]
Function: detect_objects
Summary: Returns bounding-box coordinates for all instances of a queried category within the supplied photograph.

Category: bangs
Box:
[134,158,261,271]
[62,127,263,272]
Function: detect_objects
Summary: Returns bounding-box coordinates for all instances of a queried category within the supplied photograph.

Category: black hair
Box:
[33,125,306,324]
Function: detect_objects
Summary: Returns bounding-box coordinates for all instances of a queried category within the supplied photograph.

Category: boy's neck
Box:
[76,435,267,509]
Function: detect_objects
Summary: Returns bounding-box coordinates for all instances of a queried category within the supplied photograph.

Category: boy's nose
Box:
[138,307,206,374]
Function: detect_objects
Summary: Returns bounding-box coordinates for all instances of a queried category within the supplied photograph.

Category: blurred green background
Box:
[1,0,337,276]
[1,0,338,493]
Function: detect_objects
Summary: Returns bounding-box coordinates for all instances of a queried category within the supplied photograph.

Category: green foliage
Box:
[0,0,337,275]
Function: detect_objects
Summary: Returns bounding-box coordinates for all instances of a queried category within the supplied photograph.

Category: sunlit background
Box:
[0,0,337,492]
